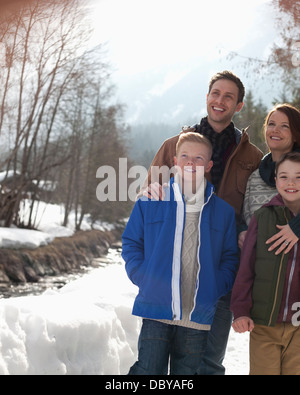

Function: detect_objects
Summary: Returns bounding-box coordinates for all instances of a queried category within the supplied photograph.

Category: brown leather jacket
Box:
[141,127,263,224]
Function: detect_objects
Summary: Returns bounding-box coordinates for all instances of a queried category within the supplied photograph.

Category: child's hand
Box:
[238,230,247,249]
[232,316,254,333]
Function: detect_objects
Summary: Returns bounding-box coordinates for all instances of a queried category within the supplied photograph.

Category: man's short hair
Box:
[208,70,245,104]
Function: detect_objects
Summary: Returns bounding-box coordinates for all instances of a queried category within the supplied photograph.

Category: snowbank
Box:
[0,257,249,375]
[0,199,114,250]
[0,228,54,249]
[0,263,141,375]
[0,199,250,375]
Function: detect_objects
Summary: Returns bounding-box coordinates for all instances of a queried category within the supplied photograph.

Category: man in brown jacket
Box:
[140,70,263,375]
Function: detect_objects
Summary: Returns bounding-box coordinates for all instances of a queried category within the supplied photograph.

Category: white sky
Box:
[88,0,273,76]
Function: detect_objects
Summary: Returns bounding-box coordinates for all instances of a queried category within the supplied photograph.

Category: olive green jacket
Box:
[251,205,291,326]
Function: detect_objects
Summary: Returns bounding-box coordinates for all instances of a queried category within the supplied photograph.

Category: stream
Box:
[0,247,123,299]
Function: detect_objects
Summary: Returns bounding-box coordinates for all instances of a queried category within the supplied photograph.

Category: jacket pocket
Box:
[236,160,256,195]
[130,258,148,287]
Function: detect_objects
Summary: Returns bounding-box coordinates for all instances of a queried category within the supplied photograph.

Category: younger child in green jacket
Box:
[231,151,300,375]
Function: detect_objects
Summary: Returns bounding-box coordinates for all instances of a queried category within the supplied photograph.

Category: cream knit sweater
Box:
[157,176,211,331]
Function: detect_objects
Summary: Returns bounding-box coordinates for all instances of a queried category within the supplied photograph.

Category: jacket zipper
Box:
[268,208,289,326]
[171,183,185,320]
[283,244,297,321]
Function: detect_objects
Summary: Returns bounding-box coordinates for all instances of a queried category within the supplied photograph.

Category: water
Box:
[0,247,123,299]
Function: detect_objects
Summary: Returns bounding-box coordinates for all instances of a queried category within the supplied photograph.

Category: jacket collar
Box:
[193,118,242,145]
[234,127,242,144]
[170,177,215,203]
[263,193,285,208]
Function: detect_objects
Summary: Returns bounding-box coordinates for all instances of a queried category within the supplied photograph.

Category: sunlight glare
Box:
[88,0,269,75]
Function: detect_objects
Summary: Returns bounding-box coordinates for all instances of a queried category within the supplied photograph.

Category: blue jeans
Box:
[197,292,233,375]
[128,319,208,375]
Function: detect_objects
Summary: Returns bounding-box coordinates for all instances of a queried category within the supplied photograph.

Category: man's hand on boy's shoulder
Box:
[181,125,196,134]
[143,182,167,201]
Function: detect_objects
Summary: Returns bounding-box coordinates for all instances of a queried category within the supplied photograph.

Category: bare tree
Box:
[0,0,132,228]
[0,0,99,226]
[56,65,132,228]
[228,0,300,104]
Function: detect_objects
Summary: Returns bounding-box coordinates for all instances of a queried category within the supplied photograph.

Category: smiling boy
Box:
[231,151,300,375]
[122,132,238,375]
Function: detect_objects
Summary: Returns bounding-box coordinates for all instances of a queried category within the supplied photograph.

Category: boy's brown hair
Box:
[176,132,213,159]
[275,151,300,175]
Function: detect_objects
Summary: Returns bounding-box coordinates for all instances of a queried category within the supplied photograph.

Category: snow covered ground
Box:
[0,200,250,375]
[0,199,114,249]
[0,257,139,375]
[0,251,249,375]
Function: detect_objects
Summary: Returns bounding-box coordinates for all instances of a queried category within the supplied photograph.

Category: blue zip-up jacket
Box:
[122,178,239,326]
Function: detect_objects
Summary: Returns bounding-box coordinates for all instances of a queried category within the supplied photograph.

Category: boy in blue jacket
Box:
[122,132,239,375]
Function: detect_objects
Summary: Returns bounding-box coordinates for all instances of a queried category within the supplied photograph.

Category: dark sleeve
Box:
[230,215,258,320]
[289,214,300,238]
